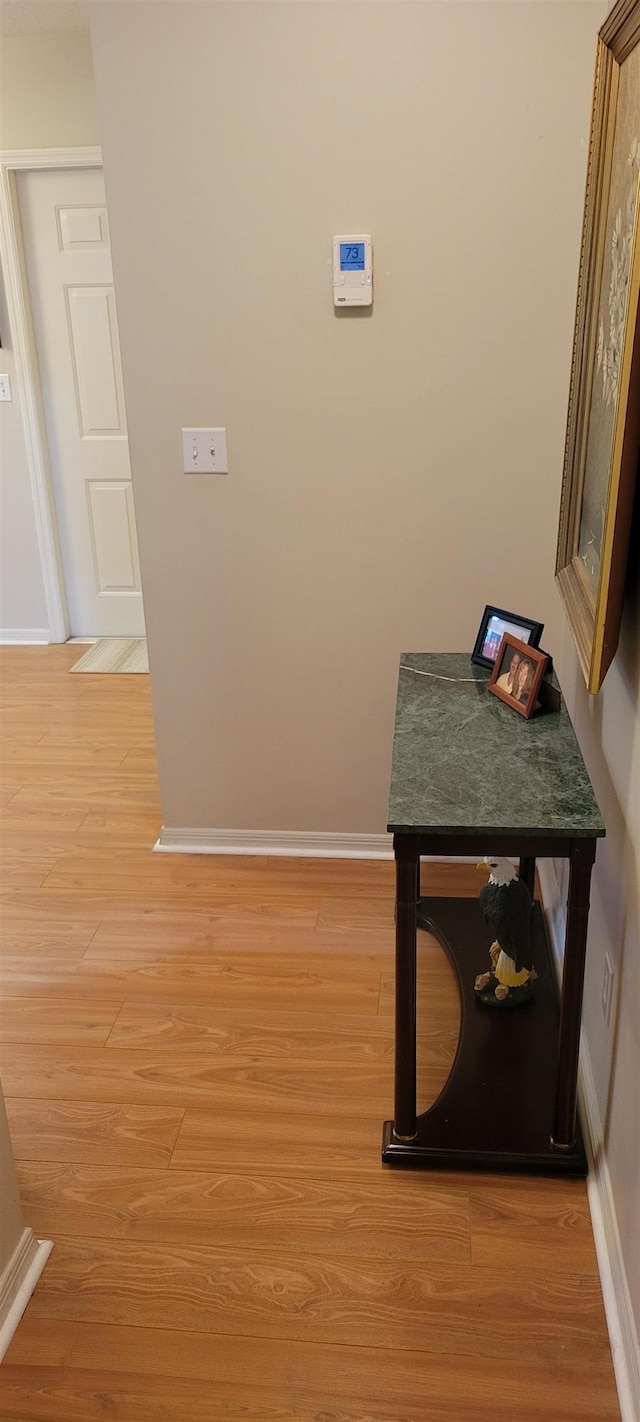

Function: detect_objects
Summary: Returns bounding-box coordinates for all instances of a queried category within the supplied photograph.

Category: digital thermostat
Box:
[333,234,373,306]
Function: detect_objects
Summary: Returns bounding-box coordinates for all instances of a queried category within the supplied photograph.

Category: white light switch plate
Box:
[0,374,12,401]
[181,427,228,474]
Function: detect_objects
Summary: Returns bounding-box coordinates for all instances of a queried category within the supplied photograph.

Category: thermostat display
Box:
[340,242,365,271]
[333,234,372,306]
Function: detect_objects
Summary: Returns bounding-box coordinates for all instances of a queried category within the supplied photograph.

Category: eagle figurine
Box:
[474,857,537,1007]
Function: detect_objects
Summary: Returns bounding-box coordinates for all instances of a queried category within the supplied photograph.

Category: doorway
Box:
[16,164,145,639]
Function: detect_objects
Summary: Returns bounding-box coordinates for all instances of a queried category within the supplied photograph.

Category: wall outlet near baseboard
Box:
[601,953,615,1025]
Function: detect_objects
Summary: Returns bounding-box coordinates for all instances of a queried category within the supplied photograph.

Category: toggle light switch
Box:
[181,427,228,474]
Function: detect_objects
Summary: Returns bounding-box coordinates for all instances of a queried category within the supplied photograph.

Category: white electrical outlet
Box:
[0,374,12,401]
[601,953,614,1025]
[181,427,228,475]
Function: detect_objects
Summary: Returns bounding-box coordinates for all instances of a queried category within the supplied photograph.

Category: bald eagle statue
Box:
[474,857,537,1007]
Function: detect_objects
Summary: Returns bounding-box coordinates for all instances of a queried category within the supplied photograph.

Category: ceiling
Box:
[0,1,89,36]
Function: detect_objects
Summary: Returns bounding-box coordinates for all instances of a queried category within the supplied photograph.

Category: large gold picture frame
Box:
[556,0,640,693]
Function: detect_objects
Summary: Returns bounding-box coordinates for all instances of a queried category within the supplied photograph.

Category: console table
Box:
[382,653,605,1176]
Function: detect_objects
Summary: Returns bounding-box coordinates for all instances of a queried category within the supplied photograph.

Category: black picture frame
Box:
[471,605,544,670]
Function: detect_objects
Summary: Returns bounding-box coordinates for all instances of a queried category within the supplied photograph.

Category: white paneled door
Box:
[17,168,145,637]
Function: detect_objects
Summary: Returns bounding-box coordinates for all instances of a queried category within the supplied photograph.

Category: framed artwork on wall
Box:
[556,0,640,694]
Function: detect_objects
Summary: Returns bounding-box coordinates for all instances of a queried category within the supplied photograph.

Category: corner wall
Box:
[0,1080,52,1359]
[549,528,640,1410]
[88,0,603,835]
[0,1088,24,1285]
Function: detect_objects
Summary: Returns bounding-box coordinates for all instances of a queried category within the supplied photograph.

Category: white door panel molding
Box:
[66,284,127,437]
[57,204,109,252]
[88,480,141,593]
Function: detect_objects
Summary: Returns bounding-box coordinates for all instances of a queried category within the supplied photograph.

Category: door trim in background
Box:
[0,147,103,643]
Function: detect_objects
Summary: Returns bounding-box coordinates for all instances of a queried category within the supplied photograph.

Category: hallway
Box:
[0,646,619,1420]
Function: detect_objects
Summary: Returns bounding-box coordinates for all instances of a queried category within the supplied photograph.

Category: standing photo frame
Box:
[488,635,549,720]
[556,0,640,693]
[471,605,544,670]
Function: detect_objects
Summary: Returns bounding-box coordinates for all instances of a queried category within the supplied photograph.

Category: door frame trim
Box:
[0,146,103,643]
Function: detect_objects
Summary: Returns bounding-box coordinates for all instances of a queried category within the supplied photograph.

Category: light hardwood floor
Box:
[0,646,619,1421]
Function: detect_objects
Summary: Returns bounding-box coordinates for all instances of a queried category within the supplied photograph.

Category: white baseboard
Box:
[0,1228,53,1362]
[580,1043,640,1422]
[155,828,394,858]
[540,859,640,1422]
[0,628,50,644]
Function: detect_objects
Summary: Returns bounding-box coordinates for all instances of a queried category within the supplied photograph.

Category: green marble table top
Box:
[388,653,605,838]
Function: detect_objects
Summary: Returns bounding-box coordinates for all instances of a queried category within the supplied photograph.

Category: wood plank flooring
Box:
[0,646,619,1421]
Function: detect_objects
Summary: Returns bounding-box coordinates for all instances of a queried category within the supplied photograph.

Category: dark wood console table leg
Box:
[392,834,419,1141]
[552,838,596,1149]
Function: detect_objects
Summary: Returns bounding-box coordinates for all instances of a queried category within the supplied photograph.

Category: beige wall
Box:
[546,3,640,1348]
[0,30,98,635]
[0,31,98,150]
[556,549,640,1347]
[0,1082,25,1277]
[89,0,601,834]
